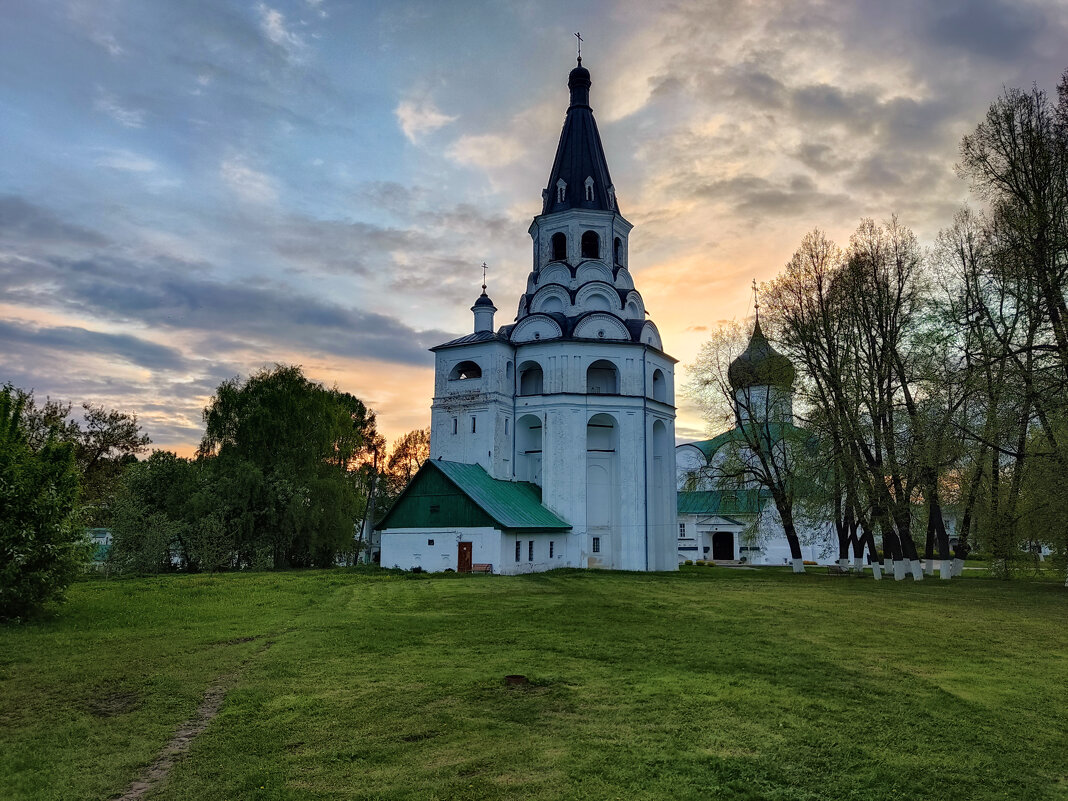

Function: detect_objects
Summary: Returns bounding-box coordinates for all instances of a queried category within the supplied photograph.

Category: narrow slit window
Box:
[549,541,554,558]
[471,416,476,433]
[452,417,457,434]
[515,540,521,562]
[528,541,534,561]
[592,537,600,554]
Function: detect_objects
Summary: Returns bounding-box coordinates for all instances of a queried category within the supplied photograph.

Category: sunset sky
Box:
[2,0,1066,453]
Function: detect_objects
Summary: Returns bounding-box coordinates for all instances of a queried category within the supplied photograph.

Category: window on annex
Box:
[449,360,482,380]
[581,230,600,259]
[551,232,567,261]
[549,541,554,558]
[678,523,686,538]
[528,540,534,561]
[515,540,521,562]
[592,537,601,554]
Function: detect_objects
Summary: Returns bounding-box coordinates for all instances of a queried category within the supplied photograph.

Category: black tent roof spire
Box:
[541,53,618,215]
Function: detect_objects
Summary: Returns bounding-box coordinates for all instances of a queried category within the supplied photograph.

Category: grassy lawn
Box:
[1,568,1066,801]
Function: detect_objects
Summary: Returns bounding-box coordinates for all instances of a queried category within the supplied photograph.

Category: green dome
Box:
[728,319,795,390]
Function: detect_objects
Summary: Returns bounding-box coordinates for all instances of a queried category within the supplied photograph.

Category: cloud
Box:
[256,3,304,58]
[395,98,457,143]
[219,158,278,204]
[93,149,159,173]
[446,133,525,168]
[94,90,145,128]
[0,319,188,371]
[0,196,108,248]
[0,198,450,368]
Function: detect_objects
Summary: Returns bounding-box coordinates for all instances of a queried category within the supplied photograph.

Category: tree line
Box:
[690,73,1068,581]
[1,366,429,620]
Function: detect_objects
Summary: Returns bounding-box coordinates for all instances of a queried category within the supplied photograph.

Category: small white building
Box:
[379,58,678,574]
[675,321,837,567]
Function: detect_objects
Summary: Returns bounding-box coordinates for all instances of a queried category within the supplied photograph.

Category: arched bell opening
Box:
[518,361,544,395]
[551,232,567,261]
[586,359,618,394]
[516,414,543,485]
[581,230,600,259]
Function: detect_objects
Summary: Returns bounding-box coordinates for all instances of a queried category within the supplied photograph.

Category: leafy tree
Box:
[0,385,87,621]
[15,390,150,525]
[198,365,377,568]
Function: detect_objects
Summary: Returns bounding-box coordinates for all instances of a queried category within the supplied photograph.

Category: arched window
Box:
[556,179,567,203]
[584,176,595,201]
[586,359,618,394]
[518,362,543,395]
[551,232,567,261]
[449,360,482,380]
[652,369,666,402]
[581,230,600,259]
[614,237,623,265]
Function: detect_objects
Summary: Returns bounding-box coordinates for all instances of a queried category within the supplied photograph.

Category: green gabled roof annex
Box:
[677,489,769,517]
[376,460,572,532]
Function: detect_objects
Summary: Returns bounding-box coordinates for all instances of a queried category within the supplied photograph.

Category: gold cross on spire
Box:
[752,279,760,321]
[481,261,488,292]
[574,31,583,60]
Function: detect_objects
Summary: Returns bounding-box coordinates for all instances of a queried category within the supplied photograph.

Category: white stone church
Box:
[378,58,678,573]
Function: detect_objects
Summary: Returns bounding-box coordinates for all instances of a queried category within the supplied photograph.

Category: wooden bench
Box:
[826,564,850,576]
[471,563,493,574]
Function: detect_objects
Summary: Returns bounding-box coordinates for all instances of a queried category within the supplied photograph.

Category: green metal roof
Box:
[677,489,769,516]
[683,423,802,463]
[378,460,572,532]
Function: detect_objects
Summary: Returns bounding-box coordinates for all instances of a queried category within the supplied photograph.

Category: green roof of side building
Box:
[376,460,572,532]
[677,489,769,517]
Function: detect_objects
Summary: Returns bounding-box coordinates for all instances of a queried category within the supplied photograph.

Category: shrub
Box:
[1,387,88,621]
[684,559,693,565]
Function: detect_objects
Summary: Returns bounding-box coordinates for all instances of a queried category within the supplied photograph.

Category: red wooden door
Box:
[458,542,473,573]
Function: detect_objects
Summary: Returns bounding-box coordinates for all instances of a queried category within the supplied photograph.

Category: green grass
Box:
[1,567,1066,801]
